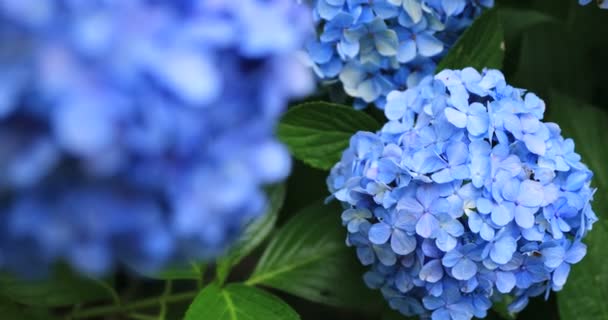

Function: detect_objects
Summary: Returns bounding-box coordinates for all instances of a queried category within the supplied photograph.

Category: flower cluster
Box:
[579,0,608,8]
[0,1,313,276]
[328,68,597,319]
[307,0,493,109]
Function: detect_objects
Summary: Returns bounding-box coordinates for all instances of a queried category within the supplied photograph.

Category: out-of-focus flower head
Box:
[579,0,608,9]
[328,68,597,319]
[307,0,494,109]
[0,0,313,276]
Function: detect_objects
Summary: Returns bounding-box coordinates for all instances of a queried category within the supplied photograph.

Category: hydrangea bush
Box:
[0,0,312,276]
[307,0,494,108]
[328,68,597,319]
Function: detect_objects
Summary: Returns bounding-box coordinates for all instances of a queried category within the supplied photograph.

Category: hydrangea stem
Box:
[67,291,198,319]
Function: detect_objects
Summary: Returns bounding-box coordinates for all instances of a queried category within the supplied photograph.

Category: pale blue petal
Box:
[369,222,392,244]
[514,206,536,229]
[391,229,417,255]
[397,197,424,214]
[491,237,516,264]
[419,259,444,283]
[523,134,546,156]
[416,212,439,238]
[402,0,423,23]
[442,250,463,267]
[542,246,565,269]
[565,242,587,264]
[553,263,571,287]
[375,30,399,56]
[452,258,477,280]
[445,108,467,128]
[431,168,454,183]
[495,271,516,293]
[385,90,408,120]
[517,180,544,207]
[416,33,444,57]
[397,39,417,63]
[491,204,514,226]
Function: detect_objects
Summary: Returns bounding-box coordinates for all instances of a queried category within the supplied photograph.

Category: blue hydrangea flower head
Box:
[307,0,494,109]
[328,68,597,319]
[0,0,313,276]
[579,0,608,8]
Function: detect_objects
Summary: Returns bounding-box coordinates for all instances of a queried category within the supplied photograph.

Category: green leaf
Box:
[184,284,299,320]
[510,25,593,100]
[0,300,56,320]
[0,266,111,307]
[216,184,287,284]
[277,101,381,171]
[436,7,504,72]
[246,201,382,311]
[149,262,205,281]
[548,92,608,320]
[497,8,558,41]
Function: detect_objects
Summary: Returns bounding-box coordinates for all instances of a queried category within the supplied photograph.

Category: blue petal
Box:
[375,30,399,56]
[338,39,360,58]
[552,263,571,287]
[391,229,417,255]
[514,206,536,229]
[491,236,516,264]
[397,39,417,63]
[452,258,477,280]
[541,246,565,269]
[416,212,439,238]
[419,259,444,283]
[397,197,425,215]
[431,168,454,183]
[442,250,463,268]
[368,222,392,244]
[356,246,375,265]
[491,203,514,226]
[523,134,546,155]
[417,33,444,57]
[565,242,587,264]
[517,180,544,207]
[402,0,423,23]
[385,90,408,120]
[495,271,516,293]
[373,244,397,266]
